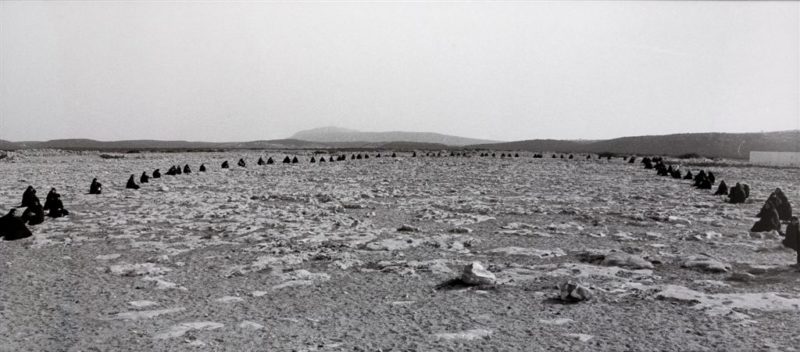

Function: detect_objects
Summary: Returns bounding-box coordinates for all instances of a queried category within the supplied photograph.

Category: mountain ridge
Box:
[2,129,798,160]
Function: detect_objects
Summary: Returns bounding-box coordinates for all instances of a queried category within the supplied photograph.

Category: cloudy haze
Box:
[1,1,798,142]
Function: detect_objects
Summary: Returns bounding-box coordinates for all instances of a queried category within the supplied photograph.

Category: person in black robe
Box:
[258,157,265,165]
[238,159,246,167]
[310,156,316,163]
[751,207,781,233]
[183,164,191,174]
[21,186,38,208]
[140,172,150,184]
[22,199,45,226]
[46,193,69,218]
[283,156,291,164]
[292,156,299,163]
[90,178,103,194]
[714,180,728,196]
[199,164,206,172]
[222,161,230,169]
[153,169,161,178]
[267,157,274,164]
[729,183,747,204]
[0,209,32,241]
[43,188,58,210]
[126,175,140,190]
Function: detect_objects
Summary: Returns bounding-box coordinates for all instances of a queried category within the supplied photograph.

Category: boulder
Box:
[461,262,496,286]
[681,255,730,273]
[558,281,592,302]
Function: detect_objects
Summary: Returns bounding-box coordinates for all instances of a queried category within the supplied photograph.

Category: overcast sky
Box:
[1,1,798,142]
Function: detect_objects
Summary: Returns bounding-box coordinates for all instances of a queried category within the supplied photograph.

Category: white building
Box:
[750,151,800,167]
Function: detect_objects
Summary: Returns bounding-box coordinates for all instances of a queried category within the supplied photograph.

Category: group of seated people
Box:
[0,185,71,240]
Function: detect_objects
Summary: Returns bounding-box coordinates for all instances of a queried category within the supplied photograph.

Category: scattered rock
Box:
[397,224,420,232]
[109,263,170,277]
[154,322,225,339]
[681,256,731,273]
[111,307,184,321]
[558,281,592,302]
[489,246,566,258]
[564,333,594,342]
[434,329,492,341]
[461,262,496,286]
[601,252,654,270]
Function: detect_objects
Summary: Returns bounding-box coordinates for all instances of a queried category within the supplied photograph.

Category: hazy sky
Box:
[1,1,798,142]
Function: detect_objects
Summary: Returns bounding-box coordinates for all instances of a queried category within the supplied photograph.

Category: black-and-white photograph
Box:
[1,1,798,350]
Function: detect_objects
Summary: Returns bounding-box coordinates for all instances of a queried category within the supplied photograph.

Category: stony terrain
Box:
[1,150,798,351]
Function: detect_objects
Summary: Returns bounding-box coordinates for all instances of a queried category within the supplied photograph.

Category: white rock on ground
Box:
[111,307,184,321]
[601,252,655,270]
[154,322,225,339]
[681,256,731,273]
[434,329,492,341]
[461,262,496,285]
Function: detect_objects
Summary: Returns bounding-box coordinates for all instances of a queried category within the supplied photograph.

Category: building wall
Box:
[750,151,800,167]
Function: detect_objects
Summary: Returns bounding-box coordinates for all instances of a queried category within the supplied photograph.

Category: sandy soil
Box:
[1,150,799,351]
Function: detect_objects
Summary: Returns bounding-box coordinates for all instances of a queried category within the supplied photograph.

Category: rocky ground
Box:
[1,150,799,351]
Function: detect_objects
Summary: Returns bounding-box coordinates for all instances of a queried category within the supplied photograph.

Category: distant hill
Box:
[2,130,797,159]
[0,139,20,150]
[469,130,800,159]
[291,126,497,146]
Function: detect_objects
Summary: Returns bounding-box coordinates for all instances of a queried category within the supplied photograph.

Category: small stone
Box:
[461,262,496,286]
[681,256,730,273]
[558,281,592,302]
[449,227,473,234]
[601,252,654,270]
[397,224,420,232]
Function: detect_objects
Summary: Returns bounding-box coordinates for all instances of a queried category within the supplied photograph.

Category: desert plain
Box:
[1,150,799,351]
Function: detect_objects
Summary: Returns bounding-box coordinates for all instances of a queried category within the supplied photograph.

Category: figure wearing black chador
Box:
[729,183,747,204]
[199,164,206,172]
[21,186,38,208]
[43,188,58,210]
[222,161,230,169]
[310,156,316,163]
[292,156,299,163]
[140,172,150,184]
[152,169,161,178]
[89,178,103,194]
[258,157,265,166]
[238,159,246,167]
[714,180,728,196]
[22,199,45,226]
[126,175,140,190]
[183,164,191,174]
[266,157,274,165]
[0,209,32,241]
[283,156,291,164]
[46,193,69,218]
